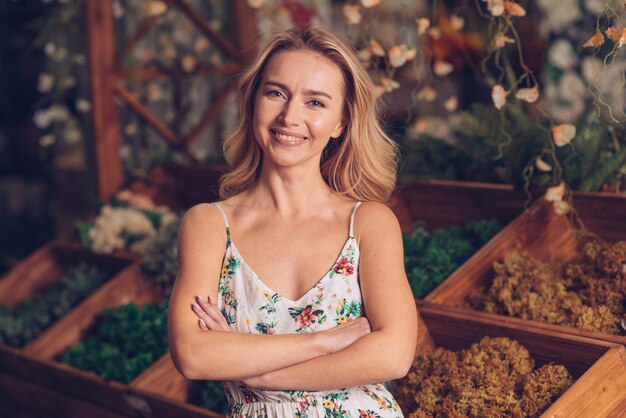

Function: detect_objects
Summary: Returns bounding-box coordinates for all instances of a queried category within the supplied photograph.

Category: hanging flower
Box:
[606,26,621,42]
[247,0,264,8]
[368,38,385,57]
[491,84,508,110]
[434,60,454,76]
[504,2,527,16]
[388,45,416,68]
[417,86,437,102]
[361,0,381,8]
[444,95,459,112]
[417,18,431,35]
[37,73,55,93]
[552,124,576,146]
[515,86,540,103]
[545,182,565,202]
[484,0,505,16]
[343,5,362,25]
[553,200,572,215]
[143,1,168,16]
[535,157,552,172]
[450,15,465,31]
[582,30,605,48]
[182,55,197,73]
[494,33,515,49]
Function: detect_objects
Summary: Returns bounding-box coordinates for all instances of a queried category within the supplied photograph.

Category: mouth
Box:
[271,129,307,145]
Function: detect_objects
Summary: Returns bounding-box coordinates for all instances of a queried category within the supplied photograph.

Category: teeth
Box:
[274,131,305,143]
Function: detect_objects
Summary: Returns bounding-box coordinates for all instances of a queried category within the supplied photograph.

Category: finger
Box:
[208,296,231,331]
[192,303,221,330]
[198,319,209,331]
[199,296,230,331]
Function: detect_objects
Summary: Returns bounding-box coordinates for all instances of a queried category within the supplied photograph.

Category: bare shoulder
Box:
[178,203,228,254]
[353,201,400,237]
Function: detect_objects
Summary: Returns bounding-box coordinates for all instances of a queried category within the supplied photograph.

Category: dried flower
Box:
[583,30,605,48]
[492,84,508,110]
[380,77,400,92]
[552,124,576,146]
[182,55,197,73]
[504,1,527,16]
[368,38,385,57]
[606,26,621,42]
[361,0,381,8]
[444,95,458,112]
[37,73,55,93]
[450,15,465,31]
[434,60,454,76]
[143,1,167,16]
[553,200,572,215]
[544,182,565,202]
[515,86,540,103]
[484,0,505,16]
[535,157,552,172]
[343,5,361,25]
[388,45,408,68]
[494,33,516,49]
[417,86,437,102]
[247,0,264,8]
[416,18,431,35]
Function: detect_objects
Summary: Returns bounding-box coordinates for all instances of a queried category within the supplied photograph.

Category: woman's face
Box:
[252,49,346,170]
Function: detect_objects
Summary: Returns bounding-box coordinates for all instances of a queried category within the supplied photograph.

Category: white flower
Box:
[64,125,82,144]
[583,0,605,14]
[543,72,587,123]
[39,134,55,147]
[537,0,582,34]
[76,99,92,113]
[547,39,578,70]
[37,73,55,93]
[44,42,56,56]
[88,206,159,254]
[59,76,76,90]
[33,109,52,129]
[492,84,508,110]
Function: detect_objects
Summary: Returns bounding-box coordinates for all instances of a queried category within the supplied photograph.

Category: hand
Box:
[191,295,231,332]
[318,317,371,354]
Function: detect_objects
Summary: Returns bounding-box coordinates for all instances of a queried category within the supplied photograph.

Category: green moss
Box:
[62,302,169,383]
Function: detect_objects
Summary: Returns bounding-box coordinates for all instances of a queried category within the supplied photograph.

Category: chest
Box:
[230,225,352,301]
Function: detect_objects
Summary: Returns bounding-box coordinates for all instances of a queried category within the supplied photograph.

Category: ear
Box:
[330,118,345,140]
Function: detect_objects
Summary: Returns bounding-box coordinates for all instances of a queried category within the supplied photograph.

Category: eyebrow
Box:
[263,81,333,101]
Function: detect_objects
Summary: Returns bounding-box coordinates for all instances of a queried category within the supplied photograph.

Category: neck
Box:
[246,158,336,217]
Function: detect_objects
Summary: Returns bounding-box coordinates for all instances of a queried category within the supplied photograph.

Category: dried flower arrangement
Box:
[470,239,626,334]
[395,336,573,418]
[0,263,111,347]
[76,189,176,254]
[404,219,502,298]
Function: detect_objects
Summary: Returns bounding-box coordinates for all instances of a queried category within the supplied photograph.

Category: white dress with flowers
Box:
[212,202,404,418]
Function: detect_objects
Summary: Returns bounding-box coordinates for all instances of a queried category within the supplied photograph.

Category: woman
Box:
[168,26,417,417]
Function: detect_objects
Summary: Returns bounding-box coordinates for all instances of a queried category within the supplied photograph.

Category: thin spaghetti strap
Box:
[349,201,362,238]
[212,202,231,246]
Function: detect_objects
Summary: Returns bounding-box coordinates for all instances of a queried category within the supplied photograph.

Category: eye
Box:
[265,89,285,99]
[308,99,325,108]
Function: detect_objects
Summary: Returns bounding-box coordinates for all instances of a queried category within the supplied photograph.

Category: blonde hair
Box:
[219,26,398,202]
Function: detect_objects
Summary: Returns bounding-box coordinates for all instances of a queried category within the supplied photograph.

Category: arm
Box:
[229,203,418,390]
[168,204,368,381]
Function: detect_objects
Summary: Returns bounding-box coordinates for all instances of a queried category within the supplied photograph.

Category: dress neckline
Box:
[227,236,357,304]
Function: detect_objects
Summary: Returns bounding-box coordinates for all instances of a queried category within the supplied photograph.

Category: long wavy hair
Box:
[219,26,398,202]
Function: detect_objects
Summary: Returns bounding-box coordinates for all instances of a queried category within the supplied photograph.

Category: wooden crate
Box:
[1,262,164,417]
[127,352,228,418]
[425,198,626,345]
[397,302,626,417]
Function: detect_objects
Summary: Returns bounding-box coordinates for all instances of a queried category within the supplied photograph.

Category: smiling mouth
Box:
[271,129,307,144]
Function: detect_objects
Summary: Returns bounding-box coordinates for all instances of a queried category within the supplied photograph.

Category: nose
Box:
[279,99,300,126]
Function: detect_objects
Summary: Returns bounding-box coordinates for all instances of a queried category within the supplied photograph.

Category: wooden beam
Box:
[86,0,124,200]
[168,0,242,62]
[114,84,180,148]
[233,0,259,65]
[114,15,161,71]
[183,78,237,148]
[113,62,242,81]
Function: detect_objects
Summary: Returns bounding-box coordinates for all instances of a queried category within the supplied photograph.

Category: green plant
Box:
[62,302,168,383]
[194,380,229,414]
[0,263,110,347]
[404,219,502,298]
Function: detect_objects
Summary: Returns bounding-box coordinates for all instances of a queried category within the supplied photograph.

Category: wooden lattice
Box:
[85,0,256,200]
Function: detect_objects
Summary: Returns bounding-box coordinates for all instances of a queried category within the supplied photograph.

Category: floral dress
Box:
[212,202,404,418]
